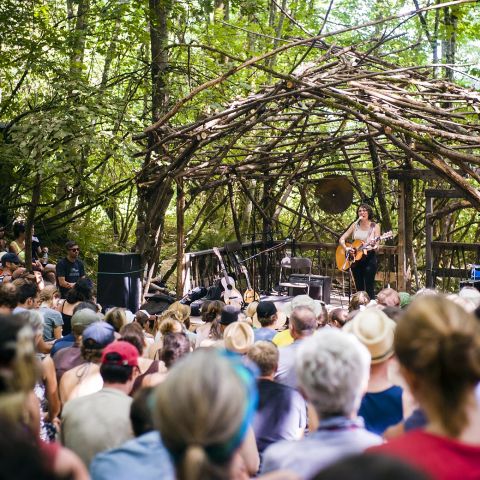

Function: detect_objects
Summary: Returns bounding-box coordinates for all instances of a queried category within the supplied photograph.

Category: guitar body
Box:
[243,288,260,304]
[213,247,243,308]
[336,231,394,271]
[336,241,364,271]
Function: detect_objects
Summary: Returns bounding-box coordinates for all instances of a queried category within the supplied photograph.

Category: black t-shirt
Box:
[56,257,85,297]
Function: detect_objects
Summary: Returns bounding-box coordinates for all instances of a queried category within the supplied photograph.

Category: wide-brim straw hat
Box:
[283,294,324,318]
[343,307,396,364]
[223,321,254,354]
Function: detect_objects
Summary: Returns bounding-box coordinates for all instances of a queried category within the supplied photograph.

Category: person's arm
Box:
[53,326,63,340]
[58,277,75,290]
[53,446,90,480]
[43,356,61,421]
[339,223,355,250]
[9,241,19,254]
[238,426,260,476]
[56,261,75,290]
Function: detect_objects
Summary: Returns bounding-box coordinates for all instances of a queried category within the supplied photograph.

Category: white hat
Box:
[343,308,396,364]
[283,294,324,318]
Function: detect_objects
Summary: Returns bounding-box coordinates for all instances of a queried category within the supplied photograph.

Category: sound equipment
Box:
[287,274,331,304]
[470,265,480,281]
[97,253,142,313]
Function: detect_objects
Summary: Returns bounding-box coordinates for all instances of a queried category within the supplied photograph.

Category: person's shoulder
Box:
[262,439,296,470]
[368,429,425,454]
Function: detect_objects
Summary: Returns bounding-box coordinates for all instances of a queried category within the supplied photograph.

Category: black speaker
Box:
[97,253,142,313]
[287,274,331,304]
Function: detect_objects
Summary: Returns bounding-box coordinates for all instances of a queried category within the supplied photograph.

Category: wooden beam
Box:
[425,188,465,199]
[388,169,462,181]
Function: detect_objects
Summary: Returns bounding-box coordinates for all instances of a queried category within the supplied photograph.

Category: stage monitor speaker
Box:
[287,274,331,304]
[97,253,142,313]
[460,280,480,292]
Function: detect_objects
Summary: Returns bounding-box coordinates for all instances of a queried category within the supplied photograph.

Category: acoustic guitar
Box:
[336,231,393,271]
[240,265,260,304]
[213,247,243,307]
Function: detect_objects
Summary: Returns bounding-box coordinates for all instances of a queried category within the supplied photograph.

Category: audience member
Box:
[312,453,428,480]
[248,341,306,455]
[59,321,115,403]
[201,304,241,346]
[56,241,86,298]
[50,301,98,356]
[0,282,17,314]
[273,295,322,347]
[275,306,317,389]
[105,307,127,336]
[195,300,225,348]
[12,281,39,313]
[345,308,404,435]
[0,252,20,283]
[61,341,139,467]
[53,308,101,378]
[57,277,94,335]
[349,291,370,312]
[90,387,175,480]
[262,329,382,478]
[9,221,26,263]
[254,301,279,342]
[39,285,63,342]
[158,332,191,369]
[120,323,165,396]
[154,348,260,480]
[369,295,480,479]
[328,307,348,328]
[224,321,255,354]
[376,288,400,308]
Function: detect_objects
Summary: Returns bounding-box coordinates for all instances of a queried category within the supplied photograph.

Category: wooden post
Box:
[425,195,434,288]
[176,178,185,297]
[397,180,407,291]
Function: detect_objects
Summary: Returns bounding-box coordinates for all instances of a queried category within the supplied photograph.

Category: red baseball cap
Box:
[101,341,139,367]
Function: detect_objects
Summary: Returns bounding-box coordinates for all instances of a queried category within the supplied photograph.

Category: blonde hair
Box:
[105,307,127,333]
[0,317,39,425]
[39,285,59,305]
[155,349,247,480]
[247,341,278,376]
[159,317,182,336]
[395,295,480,437]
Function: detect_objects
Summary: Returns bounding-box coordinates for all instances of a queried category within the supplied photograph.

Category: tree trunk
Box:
[25,173,41,273]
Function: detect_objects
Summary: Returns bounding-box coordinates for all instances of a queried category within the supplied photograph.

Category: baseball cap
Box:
[220,305,241,326]
[1,253,20,266]
[101,340,139,367]
[256,301,277,319]
[71,309,101,335]
[82,321,115,348]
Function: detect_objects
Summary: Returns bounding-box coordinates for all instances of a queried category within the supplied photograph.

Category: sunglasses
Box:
[69,248,80,252]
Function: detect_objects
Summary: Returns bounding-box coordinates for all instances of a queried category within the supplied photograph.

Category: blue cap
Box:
[82,322,115,348]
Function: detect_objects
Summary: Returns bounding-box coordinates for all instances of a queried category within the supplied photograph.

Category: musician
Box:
[339,204,380,299]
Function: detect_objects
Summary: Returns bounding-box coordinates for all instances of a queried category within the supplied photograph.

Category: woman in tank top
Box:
[339,204,380,299]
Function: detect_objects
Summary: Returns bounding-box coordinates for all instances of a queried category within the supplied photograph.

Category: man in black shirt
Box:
[56,241,85,298]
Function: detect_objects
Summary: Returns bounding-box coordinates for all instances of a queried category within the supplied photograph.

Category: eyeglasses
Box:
[69,248,80,252]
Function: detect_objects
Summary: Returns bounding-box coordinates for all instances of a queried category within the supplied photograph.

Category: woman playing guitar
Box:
[339,203,380,300]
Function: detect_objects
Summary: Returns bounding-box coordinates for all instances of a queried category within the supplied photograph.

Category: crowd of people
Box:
[2,225,480,479]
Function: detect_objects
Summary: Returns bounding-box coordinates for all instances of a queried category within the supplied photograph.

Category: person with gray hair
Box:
[262,329,382,479]
[275,306,317,389]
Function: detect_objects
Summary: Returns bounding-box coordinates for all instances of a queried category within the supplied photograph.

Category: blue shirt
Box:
[254,328,276,343]
[358,385,403,435]
[90,431,175,480]
[50,333,75,357]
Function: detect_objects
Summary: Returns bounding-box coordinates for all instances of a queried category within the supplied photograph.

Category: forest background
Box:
[1,0,479,289]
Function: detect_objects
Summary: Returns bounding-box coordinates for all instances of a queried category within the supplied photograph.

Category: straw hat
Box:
[343,307,396,364]
[283,294,324,318]
[223,321,254,354]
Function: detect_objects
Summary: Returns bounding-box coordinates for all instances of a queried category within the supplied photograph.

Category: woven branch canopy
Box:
[137,41,480,226]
